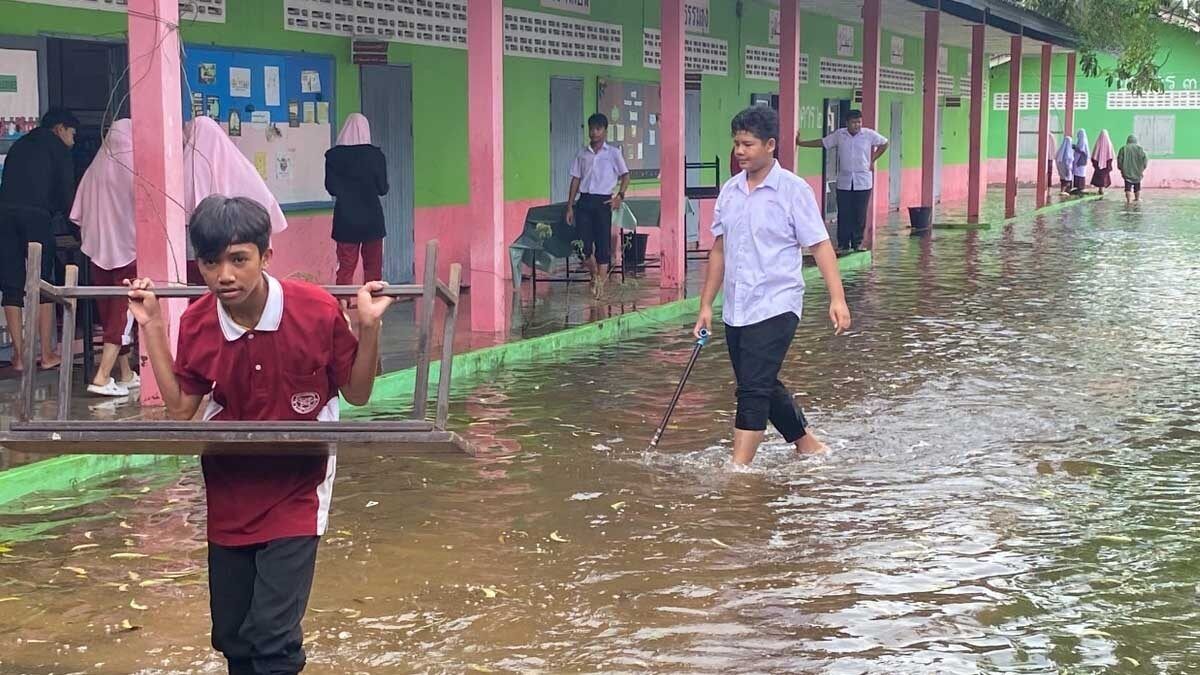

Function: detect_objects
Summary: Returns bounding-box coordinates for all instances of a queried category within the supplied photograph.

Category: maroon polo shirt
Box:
[173,274,358,546]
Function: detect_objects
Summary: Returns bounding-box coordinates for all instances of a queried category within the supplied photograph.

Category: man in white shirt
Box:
[695,105,852,465]
[797,110,888,252]
[566,113,630,299]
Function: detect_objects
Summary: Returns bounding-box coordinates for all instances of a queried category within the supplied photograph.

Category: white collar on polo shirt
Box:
[216,272,284,342]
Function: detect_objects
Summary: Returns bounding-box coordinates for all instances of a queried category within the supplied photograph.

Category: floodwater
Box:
[2,194,1199,674]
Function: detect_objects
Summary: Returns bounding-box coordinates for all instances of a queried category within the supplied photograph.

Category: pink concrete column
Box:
[1004,35,1022,218]
[128,0,186,406]
[967,24,986,220]
[777,0,800,172]
[861,0,881,245]
[1036,43,1052,208]
[467,0,507,331]
[1064,52,1077,136]
[921,10,940,208]
[659,0,686,289]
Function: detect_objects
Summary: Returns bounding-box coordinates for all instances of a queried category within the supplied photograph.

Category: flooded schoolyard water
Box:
[2,194,1199,674]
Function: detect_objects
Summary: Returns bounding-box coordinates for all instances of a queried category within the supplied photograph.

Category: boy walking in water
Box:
[695,106,851,465]
[565,113,630,299]
[127,195,393,674]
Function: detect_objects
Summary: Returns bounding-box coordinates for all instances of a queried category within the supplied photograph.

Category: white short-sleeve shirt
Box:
[822,127,888,191]
[711,160,830,327]
[570,143,629,196]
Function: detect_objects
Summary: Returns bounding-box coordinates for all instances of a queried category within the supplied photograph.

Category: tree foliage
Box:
[1020,0,1196,94]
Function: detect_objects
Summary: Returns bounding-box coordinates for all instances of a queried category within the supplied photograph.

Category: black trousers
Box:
[209,536,319,675]
[574,193,613,265]
[835,188,871,250]
[725,312,808,442]
[0,206,56,307]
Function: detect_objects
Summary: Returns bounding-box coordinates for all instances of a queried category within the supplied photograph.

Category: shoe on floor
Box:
[87,378,130,397]
[118,373,141,389]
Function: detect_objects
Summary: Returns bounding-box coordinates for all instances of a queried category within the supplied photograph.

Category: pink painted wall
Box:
[270,213,338,283]
[990,157,1200,190]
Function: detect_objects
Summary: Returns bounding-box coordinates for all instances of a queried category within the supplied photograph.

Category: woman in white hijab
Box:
[1071,129,1090,193]
[1056,134,1074,194]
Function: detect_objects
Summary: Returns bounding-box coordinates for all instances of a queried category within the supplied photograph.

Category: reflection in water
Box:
[2,196,1200,673]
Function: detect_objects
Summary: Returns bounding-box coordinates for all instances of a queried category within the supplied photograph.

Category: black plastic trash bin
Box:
[908,206,933,232]
[622,232,649,266]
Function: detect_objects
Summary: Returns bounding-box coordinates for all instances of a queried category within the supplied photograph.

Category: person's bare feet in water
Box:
[794,431,829,455]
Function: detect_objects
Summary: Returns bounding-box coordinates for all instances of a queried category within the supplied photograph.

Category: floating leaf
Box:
[130,599,148,610]
[365,501,379,508]
[118,618,141,632]
[548,531,569,543]
[467,665,496,672]
[0,544,11,554]
[0,597,18,603]
[62,566,88,576]
[71,544,100,552]
[138,579,169,587]
[710,538,732,549]
[110,553,148,559]
[610,501,626,510]
[1095,535,1132,544]
[117,584,129,592]
[127,571,141,581]
[119,521,132,530]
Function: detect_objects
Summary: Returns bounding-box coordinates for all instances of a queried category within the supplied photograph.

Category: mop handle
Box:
[647,328,710,450]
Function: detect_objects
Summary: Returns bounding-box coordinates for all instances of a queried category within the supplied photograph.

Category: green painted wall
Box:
[987,24,1200,160]
[3,0,974,209]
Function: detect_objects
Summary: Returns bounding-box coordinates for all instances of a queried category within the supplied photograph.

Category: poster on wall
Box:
[769,9,780,45]
[837,25,854,57]
[540,0,589,14]
[264,66,281,106]
[229,67,252,97]
[685,0,710,34]
[891,36,904,65]
[0,48,40,140]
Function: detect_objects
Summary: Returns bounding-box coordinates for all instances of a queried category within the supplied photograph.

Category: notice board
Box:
[181,45,335,209]
[597,78,661,180]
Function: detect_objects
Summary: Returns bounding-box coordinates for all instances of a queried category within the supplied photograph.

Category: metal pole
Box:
[646,328,710,451]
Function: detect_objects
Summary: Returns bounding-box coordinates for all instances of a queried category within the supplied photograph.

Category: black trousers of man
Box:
[209,535,319,675]
[835,188,872,250]
[725,312,808,442]
[573,193,613,265]
[0,205,57,307]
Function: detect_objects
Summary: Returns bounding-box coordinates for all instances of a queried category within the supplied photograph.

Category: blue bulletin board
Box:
[181,45,336,209]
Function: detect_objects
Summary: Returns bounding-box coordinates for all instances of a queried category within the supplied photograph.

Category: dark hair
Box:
[730,105,779,144]
[587,113,609,129]
[41,108,80,130]
[846,109,864,121]
[189,195,271,262]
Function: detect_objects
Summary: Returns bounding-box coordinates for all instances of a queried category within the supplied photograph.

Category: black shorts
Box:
[0,206,57,308]
[209,536,319,675]
[1124,180,1141,193]
[574,193,613,265]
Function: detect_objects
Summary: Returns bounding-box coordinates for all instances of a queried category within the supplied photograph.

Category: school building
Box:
[6,0,1195,402]
[986,22,1200,189]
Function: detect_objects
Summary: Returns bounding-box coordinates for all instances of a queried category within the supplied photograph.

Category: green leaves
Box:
[1020,0,1189,95]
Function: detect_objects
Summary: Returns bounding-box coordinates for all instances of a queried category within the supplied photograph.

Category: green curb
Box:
[0,454,191,506]
[354,250,874,412]
[1002,194,1101,224]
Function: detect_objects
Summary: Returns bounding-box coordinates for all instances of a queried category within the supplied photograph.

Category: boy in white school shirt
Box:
[565,113,630,299]
[695,106,852,465]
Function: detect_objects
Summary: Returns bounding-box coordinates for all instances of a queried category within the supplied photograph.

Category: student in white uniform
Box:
[797,110,888,252]
[565,113,630,299]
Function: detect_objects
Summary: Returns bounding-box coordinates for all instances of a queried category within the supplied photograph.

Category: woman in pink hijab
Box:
[70,119,138,396]
[1091,129,1116,195]
[183,116,287,283]
[325,113,388,286]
